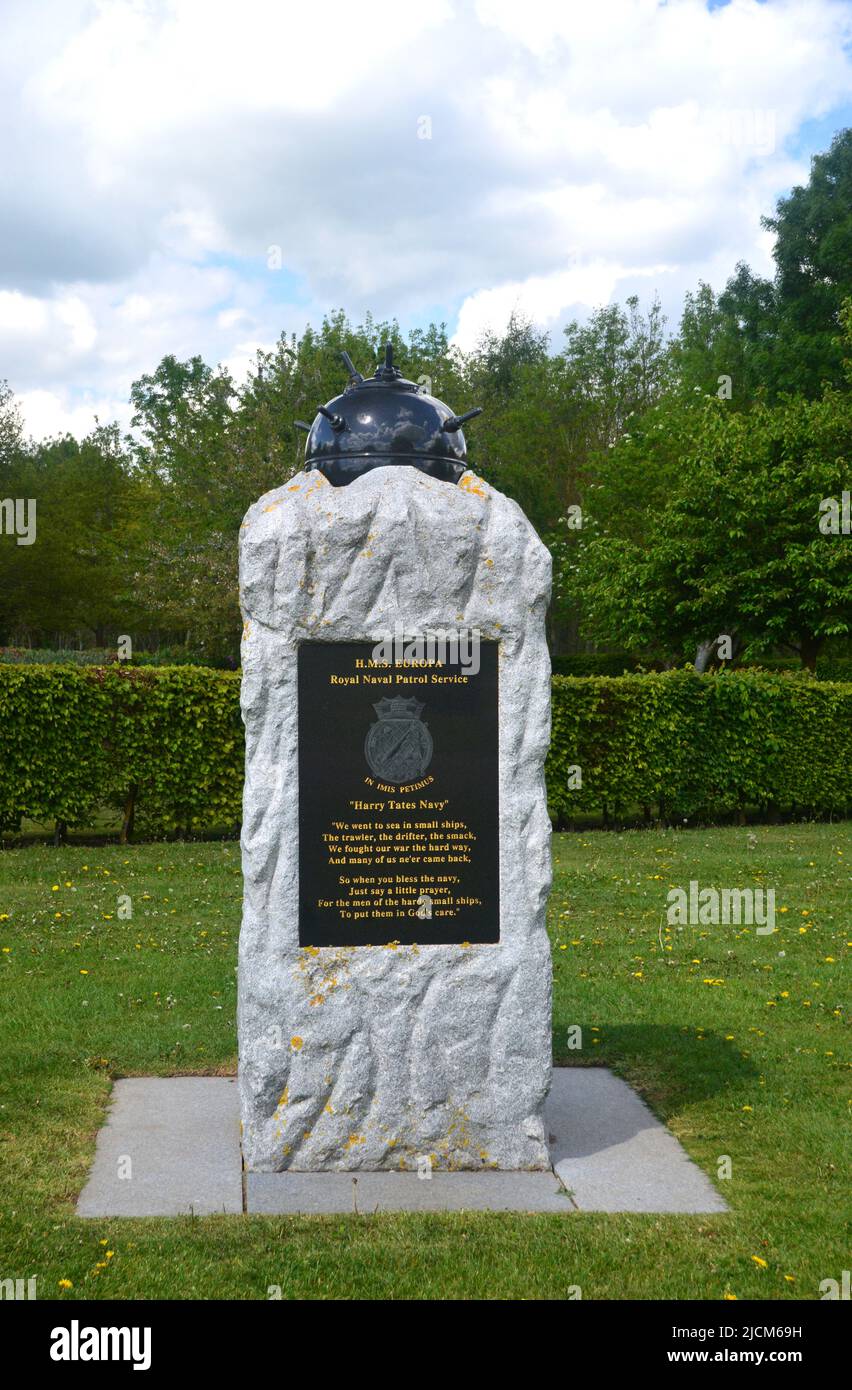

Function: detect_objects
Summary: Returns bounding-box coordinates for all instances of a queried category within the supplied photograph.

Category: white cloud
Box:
[14,388,133,442]
[1,0,850,436]
[221,339,278,384]
[0,291,49,338]
[0,289,97,373]
[451,263,643,351]
[217,308,252,331]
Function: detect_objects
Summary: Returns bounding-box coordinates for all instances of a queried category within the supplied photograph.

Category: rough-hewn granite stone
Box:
[238,465,552,1170]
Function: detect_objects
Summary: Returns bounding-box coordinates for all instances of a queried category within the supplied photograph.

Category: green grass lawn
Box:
[0,825,848,1300]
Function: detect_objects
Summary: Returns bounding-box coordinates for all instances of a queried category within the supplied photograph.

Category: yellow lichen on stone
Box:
[459,473,488,498]
[295,947,350,1005]
[290,1035,304,1050]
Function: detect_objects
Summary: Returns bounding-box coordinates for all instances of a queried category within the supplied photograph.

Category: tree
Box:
[672,129,852,402]
[568,381,852,668]
[0,380,22,464]
[672,274,777,403]
[766,127,852,395]
[560,295,670,448]
[0,424,149,646]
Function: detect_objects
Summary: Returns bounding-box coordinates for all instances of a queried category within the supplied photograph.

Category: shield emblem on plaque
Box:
[364,696,433,784]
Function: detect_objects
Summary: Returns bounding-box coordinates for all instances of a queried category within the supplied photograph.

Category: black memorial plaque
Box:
[297,640,499,946]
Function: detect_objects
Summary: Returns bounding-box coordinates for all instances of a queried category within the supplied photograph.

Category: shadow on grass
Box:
[553,1022,759,1122]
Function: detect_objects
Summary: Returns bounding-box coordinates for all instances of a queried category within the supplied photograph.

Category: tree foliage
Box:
[563,382,852,667]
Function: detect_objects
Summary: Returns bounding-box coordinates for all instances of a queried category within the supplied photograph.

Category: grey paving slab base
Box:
[247,1170,570,1214]
[547,1068,728,1214]
[75,1069,727,1217]
[76,1077,242,1217]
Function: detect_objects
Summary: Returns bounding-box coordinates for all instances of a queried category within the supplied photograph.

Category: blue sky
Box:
[1,0,850,438]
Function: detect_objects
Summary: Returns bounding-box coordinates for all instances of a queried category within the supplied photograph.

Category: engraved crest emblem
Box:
[364,696,433,784]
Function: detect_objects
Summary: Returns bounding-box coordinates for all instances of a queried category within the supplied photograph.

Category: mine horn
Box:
[339,350,364,385]
[442,407,483,433]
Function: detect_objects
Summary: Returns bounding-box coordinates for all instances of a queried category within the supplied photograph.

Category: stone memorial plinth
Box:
[238,356,552,1173]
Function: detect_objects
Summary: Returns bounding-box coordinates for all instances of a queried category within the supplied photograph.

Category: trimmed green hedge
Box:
[1,665,849,837]
[810,656,852,682]
[548,669,852,823]
[737,656,852,680]
[0,665,242,837]
[551,653,660,677]
[551,652,852,680]
[0,646,217,667]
